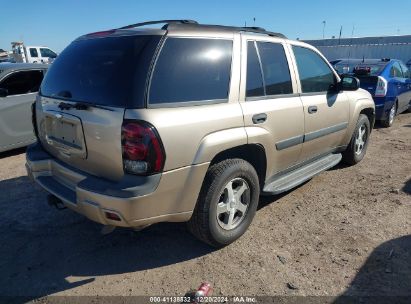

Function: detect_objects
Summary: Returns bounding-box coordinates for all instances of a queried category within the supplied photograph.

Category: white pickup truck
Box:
[11,42,57,64]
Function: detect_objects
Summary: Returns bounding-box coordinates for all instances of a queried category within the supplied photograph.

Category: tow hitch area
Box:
[47,194,67,210]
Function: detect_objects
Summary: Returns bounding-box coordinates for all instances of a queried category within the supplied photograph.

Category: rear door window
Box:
[0,70,44,96]
[149,38,233,105]
[256,42,293,96]
[29,48,38,58]
[400,62,411,79]
[390,62,404,78]
[292,46,335,93]
[246,41,264,97]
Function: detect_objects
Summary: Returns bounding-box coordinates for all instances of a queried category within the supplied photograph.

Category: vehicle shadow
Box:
[333,235,411,304]
[326,91,338,107]
[0,147,26,159]
[258,193,287,210]
[328,161,351,171]
[257,180,309,211]
[0,176,215,302]
[403,178,411,195]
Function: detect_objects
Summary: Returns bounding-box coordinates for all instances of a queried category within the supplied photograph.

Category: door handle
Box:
[252,113,267,124]
[308,106,318,114]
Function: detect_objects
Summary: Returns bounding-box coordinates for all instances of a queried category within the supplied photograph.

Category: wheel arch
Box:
[360,107,376,131]
[209,144,267,189]
[343,95,375,144]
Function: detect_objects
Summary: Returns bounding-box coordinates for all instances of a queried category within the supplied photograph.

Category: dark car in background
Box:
[332,59,411,127]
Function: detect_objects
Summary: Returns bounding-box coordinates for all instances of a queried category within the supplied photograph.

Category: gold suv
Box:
[26,20,375,246]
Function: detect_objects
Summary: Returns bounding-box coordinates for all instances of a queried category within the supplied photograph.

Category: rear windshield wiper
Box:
[58,101,114,111]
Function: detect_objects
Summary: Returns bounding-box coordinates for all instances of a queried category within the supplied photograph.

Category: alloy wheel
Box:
[216,178,250,230]
[388,104,396,125]
[355,123,367,155]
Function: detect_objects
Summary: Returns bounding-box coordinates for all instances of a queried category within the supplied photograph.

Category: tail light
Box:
[375,76,387,97]
[121,120,165,175]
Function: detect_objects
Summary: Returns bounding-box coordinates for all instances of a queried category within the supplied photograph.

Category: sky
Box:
[1,0,411,52]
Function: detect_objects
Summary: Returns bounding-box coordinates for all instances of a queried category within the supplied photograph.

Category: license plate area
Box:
[44,111,87,159]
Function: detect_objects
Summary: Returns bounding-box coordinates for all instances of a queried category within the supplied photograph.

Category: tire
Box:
[381,102,396,128]
[188,159,260,247]
[342,114,371,166]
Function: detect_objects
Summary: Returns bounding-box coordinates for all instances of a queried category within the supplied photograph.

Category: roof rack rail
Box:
[118,20,286,39]
[167,23,287,39]
[241,26,286,38]
[119,19,198,30]
[244,26,266,31]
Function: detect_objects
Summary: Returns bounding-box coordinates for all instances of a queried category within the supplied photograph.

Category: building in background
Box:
[305,35,411,67]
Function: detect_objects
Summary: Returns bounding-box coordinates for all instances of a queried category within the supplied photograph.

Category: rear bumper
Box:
[26,143,209,227]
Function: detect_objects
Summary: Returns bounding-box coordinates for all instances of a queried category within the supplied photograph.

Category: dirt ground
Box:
[0,113,410,303]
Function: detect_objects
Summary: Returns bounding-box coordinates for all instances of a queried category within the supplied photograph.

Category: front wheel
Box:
[188,159,260,247]
[342,114,371,165]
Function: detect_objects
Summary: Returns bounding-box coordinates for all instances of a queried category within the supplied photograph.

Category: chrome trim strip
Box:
[275,135,304,151]
[304,122,348,142]
[275,122,348,150]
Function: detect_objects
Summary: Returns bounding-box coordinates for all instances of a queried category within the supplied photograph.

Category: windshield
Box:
[333,62,386,76]
[40,35,161,108]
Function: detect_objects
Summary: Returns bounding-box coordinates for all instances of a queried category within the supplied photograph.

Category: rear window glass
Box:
[333,62,386,76]
[149,38,233,105]
[40,35,161,107]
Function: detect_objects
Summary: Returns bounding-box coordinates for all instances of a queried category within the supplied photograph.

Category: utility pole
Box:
[348,25,355,62]
[338,25,343,45]
[322,21,326,39]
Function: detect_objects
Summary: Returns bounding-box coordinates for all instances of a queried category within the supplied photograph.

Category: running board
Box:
[263,153,342,195]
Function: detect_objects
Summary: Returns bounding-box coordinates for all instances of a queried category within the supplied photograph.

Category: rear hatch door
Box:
[357,76,379,96]
[352,63,387,96]
[36,32,162,181]
[37,98,125,180]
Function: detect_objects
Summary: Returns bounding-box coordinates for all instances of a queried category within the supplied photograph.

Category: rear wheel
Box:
[342,114,370,165]
[188,159,260,247]
[381,102,396,128]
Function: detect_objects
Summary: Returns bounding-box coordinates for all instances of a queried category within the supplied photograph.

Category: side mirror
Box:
[0,88,8,97]
[340,76,360,91]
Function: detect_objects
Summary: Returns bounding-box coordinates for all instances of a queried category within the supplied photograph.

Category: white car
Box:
[11,43,57,64]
